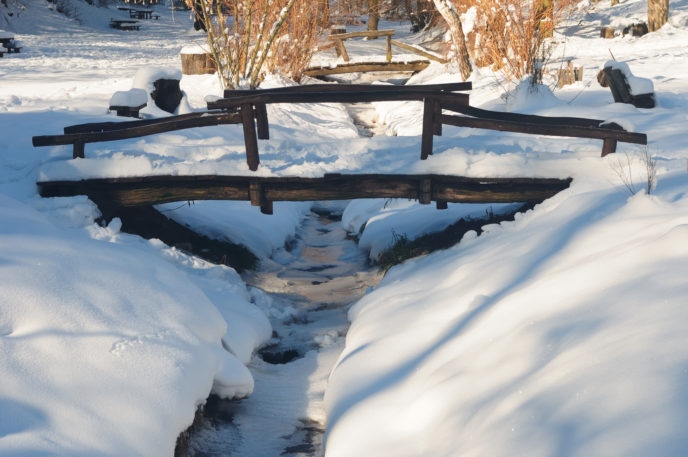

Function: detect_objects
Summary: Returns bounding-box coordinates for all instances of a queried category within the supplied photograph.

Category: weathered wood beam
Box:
[209,90,468,110]
[64,112,223,135]
[223,82,472,98]
[441,103,615,129]
[389,39,448,63]
[240,104,260,171]
[37,174,573,208]
[439,114,647,145]
[254,103,270,140]
[329,30,395,40]
[421,97,435,160]
[33,113,242,148]
[333,38,349,62]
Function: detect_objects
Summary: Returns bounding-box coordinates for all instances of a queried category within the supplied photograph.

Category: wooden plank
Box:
[33,113,242,148]
[439,114,647,145]
[329,30,395,40]
[64,112,217,134]
[389,39,448,63]
[37,174,573,208]
[440,102,616,129]
[241,104,260,171]
[302,61,430,77]
[223,82,472,98]
[209,89,468,110]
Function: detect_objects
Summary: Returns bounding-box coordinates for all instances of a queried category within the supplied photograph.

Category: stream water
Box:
[188,202,382,457]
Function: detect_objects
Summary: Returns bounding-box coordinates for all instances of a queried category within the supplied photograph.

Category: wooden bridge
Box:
[305,29,447,77]
[33,82,646,217]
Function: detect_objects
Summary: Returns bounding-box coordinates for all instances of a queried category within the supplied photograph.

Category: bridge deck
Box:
[38,173,572,215]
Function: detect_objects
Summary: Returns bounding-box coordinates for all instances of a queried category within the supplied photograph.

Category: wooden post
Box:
[249,181,272,214]
[419,178,432,204]
[421,97,435,160]
[333,38,349,62]
[602,138,618,157]
[260,200,273,215]
[241,104,260,171]
[432,98,442,136]
[73,140,85,159]
[254,103,270,140]
[436,200,448,210]
[386,35,392,63]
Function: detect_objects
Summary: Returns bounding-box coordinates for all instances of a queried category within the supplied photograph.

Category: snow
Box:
[109,88,148,107]
[605,60,655,95]
[1,0,688,456]
[180,43,210,55]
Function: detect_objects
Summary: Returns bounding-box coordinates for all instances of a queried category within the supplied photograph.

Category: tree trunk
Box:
[368,0,380,37]
[432,0,472,80]
[648,0,669,32]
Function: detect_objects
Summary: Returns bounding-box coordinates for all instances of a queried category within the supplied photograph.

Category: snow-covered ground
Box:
[1,0,687,456]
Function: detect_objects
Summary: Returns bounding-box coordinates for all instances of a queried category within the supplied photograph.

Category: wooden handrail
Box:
[33,112,241,158]
[329,30,395,40]
[223,82,472,98]
[207,90,469,110]
[439,114,647,144]
[303,61,430,77]
[389,39,448,64]
[432,102,647,157]
[63,111,229,134]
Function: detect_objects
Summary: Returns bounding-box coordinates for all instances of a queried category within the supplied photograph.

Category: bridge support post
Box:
[255,103,270,140]
[421,98,435,160]
[432,98,442,136]
[73,140,85,159]
[249,181,273,214]
[419,178,432,204]
[602,138,618,157]
[241,104,260,171]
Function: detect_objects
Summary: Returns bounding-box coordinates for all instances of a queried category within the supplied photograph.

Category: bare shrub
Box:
[188,0,329,89]
[610,146,658,195]
[462,0,580,83]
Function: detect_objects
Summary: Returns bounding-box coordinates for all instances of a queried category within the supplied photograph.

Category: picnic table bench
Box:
[110,19,141,31]
[0,33,21,55]
[109,88,148,118]
[129,9,154,19]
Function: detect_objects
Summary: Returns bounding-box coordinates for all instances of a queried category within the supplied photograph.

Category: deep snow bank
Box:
[325,174,688,457]
[0,194,270,456]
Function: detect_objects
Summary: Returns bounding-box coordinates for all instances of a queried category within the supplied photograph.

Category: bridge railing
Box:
[32,111,240,159]
[32,81,646,171]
